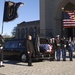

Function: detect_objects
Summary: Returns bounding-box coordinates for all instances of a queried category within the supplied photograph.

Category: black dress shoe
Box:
[28,65,33,66]
[63,60,66,61]
[70,59,73,61]
[0,65,5,67]
[2,65,5,67]
[57,60,60,61]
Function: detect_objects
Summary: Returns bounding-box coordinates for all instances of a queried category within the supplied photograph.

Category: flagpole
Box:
[1,20,4,34]
[1,0,6,34]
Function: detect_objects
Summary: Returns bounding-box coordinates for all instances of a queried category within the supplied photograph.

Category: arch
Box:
[55,0,75,20]
[64,2,75,10]
[54,0,75,36]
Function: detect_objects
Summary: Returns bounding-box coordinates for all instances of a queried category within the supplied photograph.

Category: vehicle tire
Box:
[21,53,27,62]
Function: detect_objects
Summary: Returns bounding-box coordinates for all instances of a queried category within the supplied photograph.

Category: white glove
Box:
[28,51,30,54]
[69,44,71,46]
[64,45,66,48]
[0,47,3,49]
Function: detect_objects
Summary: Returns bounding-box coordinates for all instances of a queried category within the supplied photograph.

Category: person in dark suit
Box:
[0,34,5,67]
[26,35,35,66]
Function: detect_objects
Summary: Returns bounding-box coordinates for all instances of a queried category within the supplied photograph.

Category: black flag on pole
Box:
[3,1,24,22]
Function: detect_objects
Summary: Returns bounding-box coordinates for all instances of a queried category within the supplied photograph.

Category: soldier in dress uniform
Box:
[0,34,5,67]
[49,38,55,60]
[67,37,74,61]
[61,37,67,61]
[55,35,61,61]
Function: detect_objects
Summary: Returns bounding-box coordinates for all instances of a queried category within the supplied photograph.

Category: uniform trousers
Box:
[56,50,61,61]
[68,50,73,61]
[62,49,66,61]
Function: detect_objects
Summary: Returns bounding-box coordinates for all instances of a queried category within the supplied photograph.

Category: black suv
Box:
[3,37,55,62]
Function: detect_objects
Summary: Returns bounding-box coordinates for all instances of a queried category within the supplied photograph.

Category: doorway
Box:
[64,28,74,40]
[67,28,73,39]
[62,2,75,40]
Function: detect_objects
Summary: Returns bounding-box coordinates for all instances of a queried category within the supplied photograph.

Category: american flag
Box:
[63,11,75,28]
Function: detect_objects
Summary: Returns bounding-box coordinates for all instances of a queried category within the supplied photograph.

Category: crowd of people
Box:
[50,35,75,61]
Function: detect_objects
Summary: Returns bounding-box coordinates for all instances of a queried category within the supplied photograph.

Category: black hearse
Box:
[3,37,55,62]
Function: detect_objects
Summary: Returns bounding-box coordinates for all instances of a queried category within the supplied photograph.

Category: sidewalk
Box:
[0,52,75,75]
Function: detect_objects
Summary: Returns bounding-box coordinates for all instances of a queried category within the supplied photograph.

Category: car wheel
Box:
[21,53,27,62]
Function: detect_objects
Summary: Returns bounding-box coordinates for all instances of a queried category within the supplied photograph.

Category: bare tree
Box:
[11,26,17,37]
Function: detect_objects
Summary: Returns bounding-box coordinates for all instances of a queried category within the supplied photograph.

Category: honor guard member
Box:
[67,37,74,61]
[50,38,55,60]
[52,38,55,60]
[61,37,67,61]
[55,35,61,61]
[0,34,5,67]
[26,35,35,66]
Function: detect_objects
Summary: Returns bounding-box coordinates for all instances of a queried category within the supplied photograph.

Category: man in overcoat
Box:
[26,35,35,66]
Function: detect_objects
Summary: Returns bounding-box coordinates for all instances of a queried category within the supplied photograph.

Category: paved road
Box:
[0,52,75,75]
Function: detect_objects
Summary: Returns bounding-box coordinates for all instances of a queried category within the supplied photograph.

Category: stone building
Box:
[40,0,75,39]
[16,0,75,39]
[16,20,40,38]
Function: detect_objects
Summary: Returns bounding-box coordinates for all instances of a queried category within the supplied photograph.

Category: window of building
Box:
[25,28,28,38]
[21,28,25,38]
[29,27,34,38]
[34,26,37,38]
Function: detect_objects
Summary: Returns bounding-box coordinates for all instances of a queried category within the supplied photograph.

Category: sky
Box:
[0,0,40,36]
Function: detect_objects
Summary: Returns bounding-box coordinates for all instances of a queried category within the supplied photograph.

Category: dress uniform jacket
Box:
[55,39,61,50]
[61,39,67,49]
